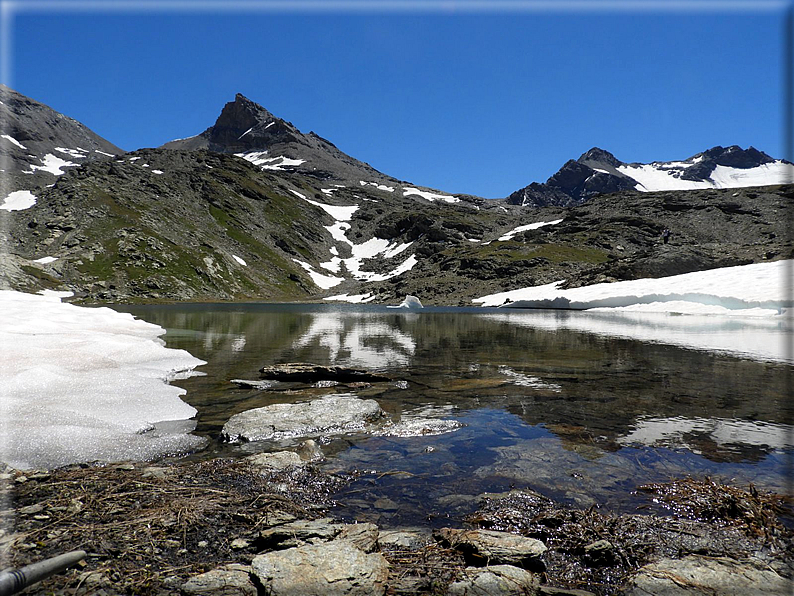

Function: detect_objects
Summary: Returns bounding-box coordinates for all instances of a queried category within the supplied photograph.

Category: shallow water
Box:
[114,303,793,528]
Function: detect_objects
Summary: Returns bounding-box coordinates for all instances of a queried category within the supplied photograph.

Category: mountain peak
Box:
[577,147,622,168]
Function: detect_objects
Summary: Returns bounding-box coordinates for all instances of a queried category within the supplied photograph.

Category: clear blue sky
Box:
[5,1,791,198]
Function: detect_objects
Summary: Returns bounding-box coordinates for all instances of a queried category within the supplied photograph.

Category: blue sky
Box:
[5,1,791,198]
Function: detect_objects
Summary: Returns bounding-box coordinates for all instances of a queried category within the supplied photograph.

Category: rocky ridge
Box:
[1,88,791,305]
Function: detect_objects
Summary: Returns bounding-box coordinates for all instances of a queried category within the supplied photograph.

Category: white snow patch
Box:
[359,181,396,192]
[129,156,141,161]
[232,255,247,266]
[1,134,26,149]
[236,151,306,171]
[1,190,36,211]
[0,290,206,469]
[323,293,376,304]
[302,197,359,221]
[618,161,794,191]
[238,126,254,140]
[498,219,564,241]
[388,295,423,309]
[54,147,88,159]
[289,189,306,199]
[292,259,344,289]
[27,153,77,176]
[152,169,164,175]
[403,187,459,203]
[33,256,58,264]
[94,150,114,157]
[320,256,343,273]
[473,260,789,314]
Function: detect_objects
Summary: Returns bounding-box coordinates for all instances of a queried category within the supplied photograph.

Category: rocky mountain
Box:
[2,87,791,305]
[0,85,122,200]
[507,146,793,207]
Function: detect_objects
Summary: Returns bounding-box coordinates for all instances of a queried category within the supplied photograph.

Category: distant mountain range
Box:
[0,87,791,305]
[507,146,792,207]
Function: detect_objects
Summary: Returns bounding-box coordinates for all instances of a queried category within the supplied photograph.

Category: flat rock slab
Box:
[221,394,385,442]
[258,518,345,549]
[259,363,390,383]
[252,541,389,596]
[181,564,257,595]
[620,555,793,595]
[447,565,540,596]
[435,528,547,570]
[245,451,304,470]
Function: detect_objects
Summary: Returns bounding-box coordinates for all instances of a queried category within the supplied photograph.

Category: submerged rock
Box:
[258,363,390,383]
[620,555,793,595]
[251,541,389,596]
[435,528,547,570]
[221,394,386,442]
[447,565,540,596]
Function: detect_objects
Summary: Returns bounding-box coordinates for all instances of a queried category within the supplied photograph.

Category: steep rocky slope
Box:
[0,85,122,196]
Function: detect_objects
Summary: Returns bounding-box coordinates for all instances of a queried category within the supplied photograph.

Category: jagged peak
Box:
[577,147,622,168]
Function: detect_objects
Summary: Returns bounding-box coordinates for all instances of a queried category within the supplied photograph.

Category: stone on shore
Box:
[620,555,793,595]
[245,451,303,470]
[251,541,389,596]
[257,518,345,549]
[435,528,547,570]
[258,363,390,383]
[447,565,540,596]
[221,394,386,442]
[181,564,257,595]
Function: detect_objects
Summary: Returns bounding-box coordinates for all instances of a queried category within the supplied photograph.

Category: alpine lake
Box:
[113,302,793,529]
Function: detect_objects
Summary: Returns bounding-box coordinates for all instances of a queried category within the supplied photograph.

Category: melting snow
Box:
[238,126,254,139]
[55,147,89,159]
[1,134,26,149]
[152,169,164,175]
[33,256,58,264]
[403,187,459,203]
[27,154,77,176]
[323,293,376,304]
[232,255,247,266]
[0,290,206,469]
[359,181,396,192]
[94,150,114,157]
[292,259,344,289]
[473,259,790,316]
[0,190,37,211]
[498,219,564,241]
[236,151,306,171]
[618,161,794,191]
[301,197,359,221]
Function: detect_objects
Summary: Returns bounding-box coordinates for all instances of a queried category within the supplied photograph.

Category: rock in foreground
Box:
[251,541,389,596]
[221,394,386,442]
[434,528,547,570]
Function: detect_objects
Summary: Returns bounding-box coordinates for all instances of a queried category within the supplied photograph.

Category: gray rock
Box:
[582,539,616,566]
[378,529,430,551]
[258,363,390,383]
[435,528,547,570]
[181,564,257,595]
[251,541,389,596]
[221,394,386,442]
[297,439,324,462]
[447,565,540,596]
[620,555,793,595]
[245,451,303,470]
[336,522,379,553]
[374,417,463,437]
[258,518,344,549]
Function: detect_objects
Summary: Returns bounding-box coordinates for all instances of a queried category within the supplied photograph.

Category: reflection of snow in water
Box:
[482,310,792,364]
[618,416,794,454]
[498,366,562,392]
[292,313,416,368]
[231,335,246,352]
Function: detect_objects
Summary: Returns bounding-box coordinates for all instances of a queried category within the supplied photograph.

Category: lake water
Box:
[114,303,793,528]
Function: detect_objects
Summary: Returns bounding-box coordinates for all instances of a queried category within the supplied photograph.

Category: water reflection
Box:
[113,303,793,523]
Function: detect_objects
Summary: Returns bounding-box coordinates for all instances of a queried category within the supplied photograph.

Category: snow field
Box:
[498,218,564,241]
[0,190,37,211]
[1,291,207,469]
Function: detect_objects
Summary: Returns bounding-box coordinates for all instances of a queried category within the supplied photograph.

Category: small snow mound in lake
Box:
[388,295,424,309]
[0,290,207,469]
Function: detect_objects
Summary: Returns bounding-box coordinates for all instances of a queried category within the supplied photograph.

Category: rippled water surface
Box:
[114,303,793,528]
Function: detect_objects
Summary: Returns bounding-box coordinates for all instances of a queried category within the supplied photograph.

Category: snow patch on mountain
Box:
[360,181,396,192]
[619,161,793,192]
[2,134,26,149]
[498,219,564,241]
[292,258,345,289]
[26,153,78,176]
[323,293,376,304]
[403,187,460,203]
[1,190,36,211]
[235,150,306,171]
[54,147,89,159]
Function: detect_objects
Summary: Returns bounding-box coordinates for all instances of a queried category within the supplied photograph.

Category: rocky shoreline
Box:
[3,452,791,596]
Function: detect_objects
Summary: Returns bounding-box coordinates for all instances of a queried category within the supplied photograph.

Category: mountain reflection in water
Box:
[114,303,793,525]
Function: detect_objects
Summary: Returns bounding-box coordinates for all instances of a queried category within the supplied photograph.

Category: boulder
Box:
[447,565,540,596]
[620,555,792,595]
[257,518,344,549]
[221,394,386,442]
[251,541,389,596]
[258,363,390,383]
[181,564,257,595]
[378,529,430,551]
[434,528,547,570]
[245,451,303,471]
[336,522,380,553]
